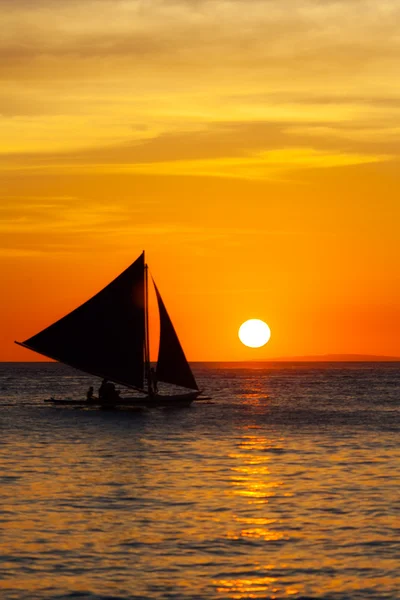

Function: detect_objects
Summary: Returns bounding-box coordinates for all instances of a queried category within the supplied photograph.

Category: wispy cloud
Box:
[0,247,47,258]
[0,119,394,180]
[0,0,398,228]
[0,189,316,259]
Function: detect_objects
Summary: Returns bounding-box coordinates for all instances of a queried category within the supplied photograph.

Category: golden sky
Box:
[2,0,400,360]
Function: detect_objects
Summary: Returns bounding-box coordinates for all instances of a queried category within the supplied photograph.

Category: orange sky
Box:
[1,0,400,361]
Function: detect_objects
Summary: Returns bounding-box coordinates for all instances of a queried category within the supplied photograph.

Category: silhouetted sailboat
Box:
[15,252,200,407]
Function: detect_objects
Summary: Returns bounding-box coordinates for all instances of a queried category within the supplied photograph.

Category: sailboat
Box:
[15,252,201,408]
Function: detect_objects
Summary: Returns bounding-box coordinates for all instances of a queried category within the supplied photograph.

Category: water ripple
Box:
[0,362,399,599]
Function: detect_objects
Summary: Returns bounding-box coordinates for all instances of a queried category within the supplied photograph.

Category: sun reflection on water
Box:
[213,432,291,598]
[229,436,284,505]
[216,576,278,598]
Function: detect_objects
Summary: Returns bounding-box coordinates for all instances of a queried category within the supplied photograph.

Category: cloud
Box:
[1,0,399,181]
[0,120,395,181]
[0,248,47,258]
[1,190,305,259]
[1,0,399,74]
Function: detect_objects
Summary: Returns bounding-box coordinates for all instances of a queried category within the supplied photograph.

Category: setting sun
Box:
[238,320,271,348]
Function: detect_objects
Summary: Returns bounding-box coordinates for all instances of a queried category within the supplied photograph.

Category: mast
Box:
[144,253,151,394]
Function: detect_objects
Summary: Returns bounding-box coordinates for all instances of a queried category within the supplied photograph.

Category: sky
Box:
[1,0,400,361]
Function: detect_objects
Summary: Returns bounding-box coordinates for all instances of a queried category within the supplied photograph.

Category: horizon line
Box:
[2,353,400,364]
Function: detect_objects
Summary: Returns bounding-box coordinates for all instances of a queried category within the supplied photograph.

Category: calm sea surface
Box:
[0,362,399,600]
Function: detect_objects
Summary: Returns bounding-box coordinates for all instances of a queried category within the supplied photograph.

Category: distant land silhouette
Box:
[263,354,400,362]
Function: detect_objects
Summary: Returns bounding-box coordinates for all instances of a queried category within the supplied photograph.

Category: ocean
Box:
[0,362,399,600]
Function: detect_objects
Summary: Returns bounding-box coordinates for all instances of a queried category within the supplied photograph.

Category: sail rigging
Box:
[153,281,199,391]
[17,253,146,390]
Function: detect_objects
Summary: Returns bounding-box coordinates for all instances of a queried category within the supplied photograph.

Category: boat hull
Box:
[122,391,200,407]
[44,391,200,408]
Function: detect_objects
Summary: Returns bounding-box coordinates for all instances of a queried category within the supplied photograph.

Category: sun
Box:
[238,319,271,348]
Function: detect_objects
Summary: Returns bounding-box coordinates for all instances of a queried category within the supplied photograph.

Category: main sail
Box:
[153,280,198,391]
[17,253,146,390]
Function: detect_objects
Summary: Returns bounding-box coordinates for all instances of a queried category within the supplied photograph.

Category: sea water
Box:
[0,362,399,600]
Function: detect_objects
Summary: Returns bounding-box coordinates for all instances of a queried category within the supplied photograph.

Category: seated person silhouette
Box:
[100,381,119,406]
[149,367,158,396]
[99,379,108,400]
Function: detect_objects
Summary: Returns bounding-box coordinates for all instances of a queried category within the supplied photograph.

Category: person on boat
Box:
[99,379,108,400]
[86,386,94,401]
[149,367,158,396]
[100,380,118,406]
